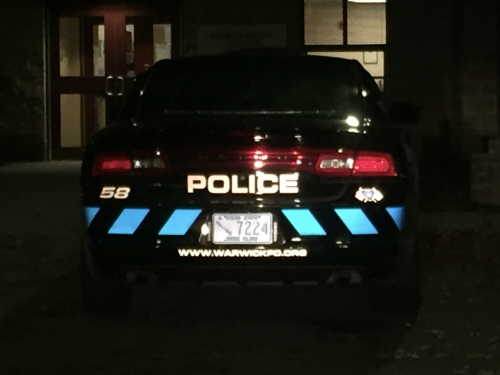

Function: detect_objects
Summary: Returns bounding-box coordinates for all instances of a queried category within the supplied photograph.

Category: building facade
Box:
[0,0,497,165]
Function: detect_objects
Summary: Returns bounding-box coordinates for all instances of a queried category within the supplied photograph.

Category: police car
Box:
[80,52,421,316]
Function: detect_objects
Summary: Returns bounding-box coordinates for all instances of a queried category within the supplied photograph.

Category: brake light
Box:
[91,151,170,176]
[102,159,131,170]
[316,150,396,177]
[353,152,396,176]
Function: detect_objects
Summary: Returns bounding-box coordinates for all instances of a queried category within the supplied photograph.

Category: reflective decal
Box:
[108,208,150,235]
[281,209,327,236]
[100,187,116,199]
[100,186,131,199]
[334,208,378,235]
[386,206,405,230]
[159,209,202,236]
[187,173,299,194]
[178,248,308,257]
[84,206,100,227]
[354,187,384,203]
[186,175,206,192]
[114,187,131,199]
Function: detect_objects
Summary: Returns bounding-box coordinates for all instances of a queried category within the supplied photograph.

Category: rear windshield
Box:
[136,56,363,118]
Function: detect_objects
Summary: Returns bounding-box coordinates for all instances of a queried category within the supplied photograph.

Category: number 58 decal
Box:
[100,186,131,199]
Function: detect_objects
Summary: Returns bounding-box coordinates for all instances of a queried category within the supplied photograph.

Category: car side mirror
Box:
[389,102,421,125]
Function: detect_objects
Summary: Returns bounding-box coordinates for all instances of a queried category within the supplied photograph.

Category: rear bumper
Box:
[82,198,415,284]
[83,234,403,284]
[113,266,367,286]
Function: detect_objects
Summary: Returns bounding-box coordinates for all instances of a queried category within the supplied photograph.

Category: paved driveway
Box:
[0,162,499,375]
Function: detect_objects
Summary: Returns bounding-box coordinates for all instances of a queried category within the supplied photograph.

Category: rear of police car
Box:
[80,55,420,316]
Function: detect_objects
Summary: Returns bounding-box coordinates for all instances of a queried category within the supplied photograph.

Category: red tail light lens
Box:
[92,151,170,176]
[91,148,395,177]
[353,151,396,176]
[316,150,396,177]
[92,153,132,176]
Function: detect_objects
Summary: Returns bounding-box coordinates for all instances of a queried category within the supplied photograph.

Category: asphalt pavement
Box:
[0,162,499,375]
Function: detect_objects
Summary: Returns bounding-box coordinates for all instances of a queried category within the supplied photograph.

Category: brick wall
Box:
[470,144,500,205]
[466,0,500,204]
[0,0,46,163]
[386,0,498,205]
[386,0,498,160]
[461,0,498,148]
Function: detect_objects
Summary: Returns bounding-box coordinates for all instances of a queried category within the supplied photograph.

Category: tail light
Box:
[91,148,396,177]
[92,151,170,176]
[316,150,396,177]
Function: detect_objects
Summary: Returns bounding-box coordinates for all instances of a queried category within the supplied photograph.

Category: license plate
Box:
[212,213,273,245]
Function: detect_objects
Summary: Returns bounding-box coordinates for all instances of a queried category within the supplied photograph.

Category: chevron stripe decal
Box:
[84,206,100,227]
[334,208,378,235]
[108,208,151,235]
[386,206,405,230]
[281,209,327,236]
[85,205,405,237]
[159,209,202,236]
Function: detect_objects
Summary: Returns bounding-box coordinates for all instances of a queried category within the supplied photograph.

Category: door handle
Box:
[117,76,124,96]
[105,76,114,96]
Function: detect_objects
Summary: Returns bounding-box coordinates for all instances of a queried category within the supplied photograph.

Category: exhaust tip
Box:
[327,270,363,285]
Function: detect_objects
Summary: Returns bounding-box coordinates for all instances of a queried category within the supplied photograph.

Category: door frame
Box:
[48,1,181,160]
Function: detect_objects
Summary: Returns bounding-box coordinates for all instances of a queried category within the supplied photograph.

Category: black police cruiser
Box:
[80,52,421,316]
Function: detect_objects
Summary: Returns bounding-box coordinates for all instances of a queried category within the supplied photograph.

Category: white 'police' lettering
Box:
[187,173,299,194]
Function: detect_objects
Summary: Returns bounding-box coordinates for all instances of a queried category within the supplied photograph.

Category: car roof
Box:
[151,52,358,72]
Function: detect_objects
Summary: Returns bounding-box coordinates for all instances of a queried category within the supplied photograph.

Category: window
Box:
[304,0,386,91]
[137,57,366,120]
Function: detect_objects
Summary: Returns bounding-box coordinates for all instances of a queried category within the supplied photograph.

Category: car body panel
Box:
[80,54,419,286]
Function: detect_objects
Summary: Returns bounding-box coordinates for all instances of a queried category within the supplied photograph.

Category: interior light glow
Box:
[346,116,360,127]
[254,135,263,142]
[254,152,268,162]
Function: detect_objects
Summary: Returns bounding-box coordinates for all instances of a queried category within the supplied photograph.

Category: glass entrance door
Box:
[51,7,175,159]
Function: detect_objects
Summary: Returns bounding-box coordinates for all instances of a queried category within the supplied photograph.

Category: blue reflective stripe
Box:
[281,209,326,236]
[84,207,100,227]
[108,208,150,235]
[159,209,202,236]
[386,206,405,231]
[334,208,378,235]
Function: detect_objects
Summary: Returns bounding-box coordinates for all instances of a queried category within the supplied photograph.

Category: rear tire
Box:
[80,251,133,317]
